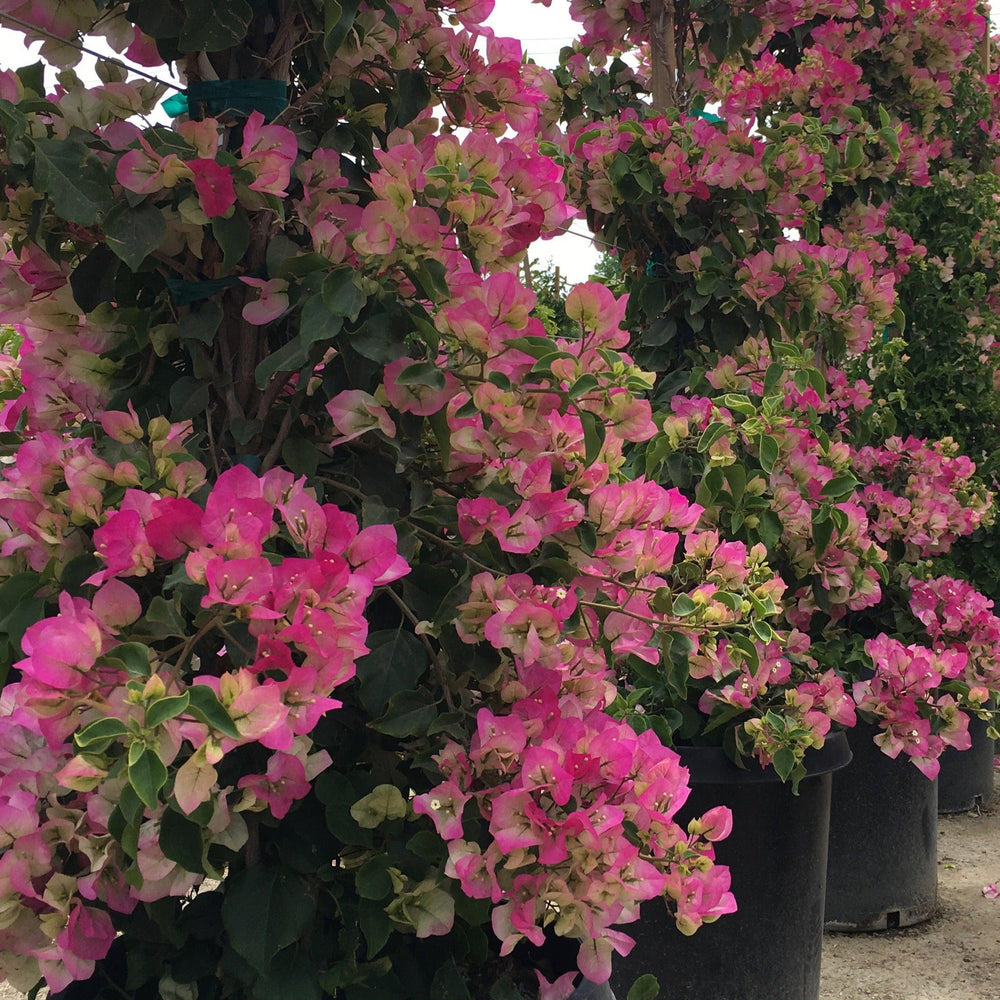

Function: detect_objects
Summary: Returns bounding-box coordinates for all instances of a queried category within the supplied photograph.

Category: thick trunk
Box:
[648,0,677,112]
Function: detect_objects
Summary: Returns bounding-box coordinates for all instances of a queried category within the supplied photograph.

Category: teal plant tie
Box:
[161,80,287,121]
[161,93,189,118]
[234,454,262,473]
[166,275,246,306]
[691,108,724,124]
[187,79,288,121]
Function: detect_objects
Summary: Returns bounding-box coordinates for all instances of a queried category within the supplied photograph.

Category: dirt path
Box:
[820,777,1000,1000]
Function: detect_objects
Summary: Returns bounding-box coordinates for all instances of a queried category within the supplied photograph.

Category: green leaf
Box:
[222,866,316,973]
[757,434,779,474]
[324,0,362,58]
[756,509,783,550]
[821,474,860,499]
[104,201,166,271]
[247,946,324,1000]
[567,373,600,400]
[186,685,241,739]
[213,211,250,272]
[469,176,498,199]
[697,420,730,452]
[129,747,168,810]
[812,513,834,559]
[395,360,445,391]
[0,99,27,142]
[282,436,320,477]
[321,268,367,319]
[844,136,864,170]
[671,593,696,617]
[142,596,189,640]
[772,747,797,782]
[355,856,393,900]
[70,244,120,312]
[146,692,191,728]
[356,630,429,717]
[580,409,606,465]
[179,0,253,51]
[409,258,450,301]
[33,138,113,224]
[502,335,553,359]
[370,688,438,737]
[350,785,407,829]
[359,897,393,959]
[627,973,661,1000]
[159,807,206,874]
[878,125,901,159]
[430,957,473,1000]
[299,293,344,347]
[169,376,210,421]
[75,716,130,749]
[181,300,224,344]
[118,782,146,829]
[254,338,309,388]
[15,61,45,97]
[129,0,184,37]
[0,572,42,618]
[396,69,432,127]
[351,313,409,363]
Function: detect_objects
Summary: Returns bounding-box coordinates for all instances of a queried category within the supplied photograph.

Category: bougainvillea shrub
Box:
[0,0,998,997]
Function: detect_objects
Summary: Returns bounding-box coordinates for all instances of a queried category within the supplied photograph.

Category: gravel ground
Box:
[820,775,1000,1000]
[2,777,998,1000]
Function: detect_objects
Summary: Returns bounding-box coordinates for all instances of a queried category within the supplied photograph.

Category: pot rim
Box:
[676,730,852,784]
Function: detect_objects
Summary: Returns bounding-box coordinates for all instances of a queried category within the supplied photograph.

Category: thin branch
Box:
[274,66,336,126]
[260,393,300,472]
[0,11,183,92]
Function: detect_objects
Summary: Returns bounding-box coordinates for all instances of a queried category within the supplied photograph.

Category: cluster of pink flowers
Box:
[0,245,117,430]
[660,334,993,773]
[665,343,887,626]
[569,112,829,229]
[0,411,407,987]
[909,575,1000,691]
[116,111,298,217]
[416,673,736,986]
[854,635,970,778]
[293,129,573,285]
[715,0,983,184]
[320,2,552,137]
[853,436,990,558]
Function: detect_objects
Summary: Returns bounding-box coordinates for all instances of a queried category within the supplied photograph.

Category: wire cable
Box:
[0,11,183,92]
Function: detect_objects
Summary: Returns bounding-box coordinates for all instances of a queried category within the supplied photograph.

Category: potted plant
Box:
[546,0,1000,979]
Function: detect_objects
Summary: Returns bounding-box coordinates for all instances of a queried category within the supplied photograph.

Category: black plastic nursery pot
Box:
[937,712,996,814]
[824,722,937,931]
[610,733,851,1000]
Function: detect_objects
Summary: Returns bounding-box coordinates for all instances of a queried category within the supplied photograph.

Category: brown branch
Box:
[260,395,299,472]
[648,0,675,113]
[274,67,336,126]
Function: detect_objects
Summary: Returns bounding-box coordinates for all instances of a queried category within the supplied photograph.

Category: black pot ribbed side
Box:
[937,713,996,814]
[824,722,938,931]
[610,733,850,1000]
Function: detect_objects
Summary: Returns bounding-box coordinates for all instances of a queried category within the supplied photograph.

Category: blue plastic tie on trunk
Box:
[161,79,287,121]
